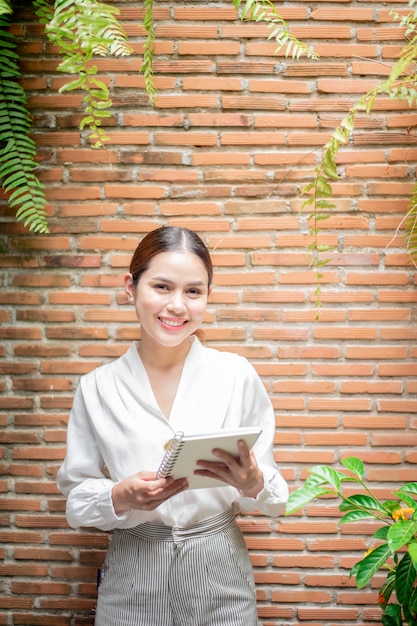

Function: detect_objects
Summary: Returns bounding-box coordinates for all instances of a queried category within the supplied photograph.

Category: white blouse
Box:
[57,338,289,531]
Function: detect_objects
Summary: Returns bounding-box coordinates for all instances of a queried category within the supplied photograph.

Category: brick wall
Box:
[1,1,416,624]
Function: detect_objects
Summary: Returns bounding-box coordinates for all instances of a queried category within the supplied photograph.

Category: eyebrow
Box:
[151,276,206,287]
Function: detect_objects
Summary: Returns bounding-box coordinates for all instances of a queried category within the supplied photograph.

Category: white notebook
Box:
[155,426,262,489]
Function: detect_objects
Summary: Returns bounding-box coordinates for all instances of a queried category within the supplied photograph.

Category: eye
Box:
[187,287,203,296]
[154,283,169,291]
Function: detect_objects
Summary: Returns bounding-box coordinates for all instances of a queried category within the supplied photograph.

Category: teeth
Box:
[160,318,184,327]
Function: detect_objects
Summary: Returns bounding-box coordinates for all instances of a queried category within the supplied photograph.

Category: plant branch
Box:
[0,13,48,233]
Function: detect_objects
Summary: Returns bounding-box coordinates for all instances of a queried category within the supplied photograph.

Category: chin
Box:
[154,331,194,347]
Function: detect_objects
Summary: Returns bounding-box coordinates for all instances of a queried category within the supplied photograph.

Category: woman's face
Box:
[125,250,211,349]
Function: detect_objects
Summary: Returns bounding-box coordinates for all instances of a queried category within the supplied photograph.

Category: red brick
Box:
[13,615,71,625]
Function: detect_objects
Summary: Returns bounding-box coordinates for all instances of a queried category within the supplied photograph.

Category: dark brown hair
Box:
[129,226,213,287]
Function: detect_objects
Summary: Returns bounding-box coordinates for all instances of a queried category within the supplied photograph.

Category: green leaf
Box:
[381,603,403,626]
[401,483,417,498]
[387,520,417,552]
[91,109,111,119]
[307,465,342,490]
[314,212,331,222]
[409,541,417,563]
[341,457,365,480]
[285,485,333,515]
[385,503,409,521]
[322,154,338,180]
[333,127,349,143]
[59,75,87,91]
[313,199,335,210]
[403,588,417,626]
[340,510,379,524]
[304,472,330,488]
[379,571,396,607]
[339,494,389,515]
[0,0,12,16]
[340,114,355,132]
[316,176,333,196]
[373,526,390,540]
[90,98,112,109]
[302,182,316,194]
[354,543,393,588]
[400,491,417,510]
[315,245,335,253]
[396,552,417,605]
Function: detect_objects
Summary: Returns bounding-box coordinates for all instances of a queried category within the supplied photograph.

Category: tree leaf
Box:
[387,520,417,552]
[339,494,389,515]
[409,541,417,563]
[307,465,342,490]
[285,485,333,515]
[392,490,416,508]
[341,457,365,480]
[395,552,417,605]
[354,543,393,588]
[381,603,403,626]
[340,510,379,524]
[373,526,390,540]
[400,482,417,498]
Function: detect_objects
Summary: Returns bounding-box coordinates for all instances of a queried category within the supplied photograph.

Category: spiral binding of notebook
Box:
[156,431,185,479]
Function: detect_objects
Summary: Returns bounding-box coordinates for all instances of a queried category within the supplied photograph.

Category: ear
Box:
[124,273,135,302]
[208,285,213,299]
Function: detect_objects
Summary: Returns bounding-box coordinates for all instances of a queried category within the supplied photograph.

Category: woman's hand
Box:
[194,440,264,499]
[112,471,189,515]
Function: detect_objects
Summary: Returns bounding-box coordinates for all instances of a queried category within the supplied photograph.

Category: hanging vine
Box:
[301,1,417,309]
[35,0,133,149]
[0,10,48,233]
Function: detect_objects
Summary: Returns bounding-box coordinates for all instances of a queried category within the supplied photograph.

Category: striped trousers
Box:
[95,509,259,626]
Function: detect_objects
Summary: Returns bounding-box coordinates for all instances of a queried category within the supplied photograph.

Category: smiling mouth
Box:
[159,317,188,327]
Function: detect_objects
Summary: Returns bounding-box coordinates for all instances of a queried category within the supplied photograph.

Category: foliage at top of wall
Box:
[1,0,417,290]
[0,0,314,235]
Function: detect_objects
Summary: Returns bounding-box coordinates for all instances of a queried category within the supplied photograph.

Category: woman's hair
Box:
[129,226,213,287]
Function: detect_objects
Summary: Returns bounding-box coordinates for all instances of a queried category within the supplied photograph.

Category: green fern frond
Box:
[0,16,49,234]
[33,0,54,23]
[404,182,417,265]
[232,0,317,60]
[141,0,157,106]
[0,0,12,17]
[39,0,133,148]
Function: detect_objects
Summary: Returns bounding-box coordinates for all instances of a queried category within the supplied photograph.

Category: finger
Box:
[236,440,251,462]
[166,478,189,495]
[193,468,229,484]
[211,440,251,466]
[209,448,239,468]
[152,477,189,499]
[194,461,236,485]
[135,479,188,509]
[139,478,172,497]
[196,459,229,473]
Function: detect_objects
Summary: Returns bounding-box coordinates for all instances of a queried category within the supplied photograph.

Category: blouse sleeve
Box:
[56,378,154,531]
[236,361,289,517]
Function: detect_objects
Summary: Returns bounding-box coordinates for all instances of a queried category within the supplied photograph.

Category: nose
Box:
[166,290,186,314]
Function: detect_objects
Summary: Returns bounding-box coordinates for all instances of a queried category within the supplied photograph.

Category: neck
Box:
[138,336,193,372]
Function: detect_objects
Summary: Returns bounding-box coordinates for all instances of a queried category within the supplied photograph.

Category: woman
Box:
[57,226,288,626]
